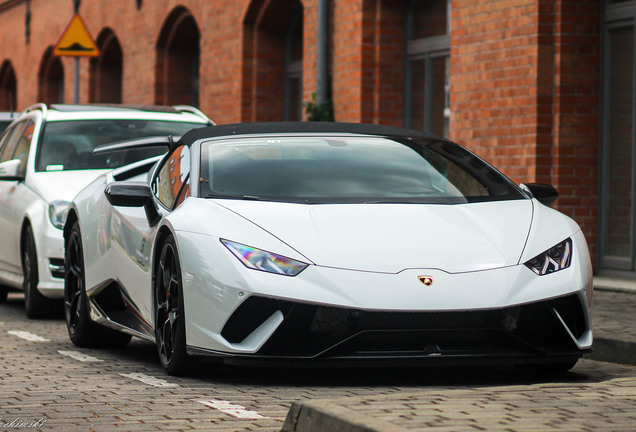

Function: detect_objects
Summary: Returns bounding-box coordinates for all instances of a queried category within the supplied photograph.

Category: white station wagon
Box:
[0,103,212,318]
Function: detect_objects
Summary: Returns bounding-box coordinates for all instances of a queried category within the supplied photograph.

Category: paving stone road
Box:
[1,292,635,432]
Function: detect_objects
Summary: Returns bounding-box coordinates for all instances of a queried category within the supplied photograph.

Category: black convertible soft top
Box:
[180,122,447,146]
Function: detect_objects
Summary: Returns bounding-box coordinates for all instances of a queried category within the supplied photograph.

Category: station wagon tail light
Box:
[524,238,572,276]
[221,239,308,276]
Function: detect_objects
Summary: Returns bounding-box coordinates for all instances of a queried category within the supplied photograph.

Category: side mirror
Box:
[104,181,160,226]
[0,159,23,181]
[520,183,559,207]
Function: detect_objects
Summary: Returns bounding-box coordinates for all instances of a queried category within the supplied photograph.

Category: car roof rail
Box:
[173,105,215,125]
[23,103,48,119]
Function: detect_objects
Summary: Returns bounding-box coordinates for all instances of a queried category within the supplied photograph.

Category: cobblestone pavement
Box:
[592,289,636,344]
[283,360,636,432]
[282,288,636,432]
[1,290,635,432]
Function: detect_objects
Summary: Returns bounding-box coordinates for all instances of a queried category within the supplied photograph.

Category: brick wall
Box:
[451,0,600,259]
[0,0,603,261]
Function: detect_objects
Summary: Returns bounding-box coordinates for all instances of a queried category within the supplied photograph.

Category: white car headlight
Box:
[48,200,70,230]
[524,238,572,275]
[221,239,308,276]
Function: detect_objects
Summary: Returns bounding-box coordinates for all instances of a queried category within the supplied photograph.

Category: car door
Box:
[0,120,32,275]
[112,144,191,325]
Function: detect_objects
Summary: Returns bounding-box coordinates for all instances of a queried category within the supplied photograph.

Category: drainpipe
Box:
[316,0,329,107]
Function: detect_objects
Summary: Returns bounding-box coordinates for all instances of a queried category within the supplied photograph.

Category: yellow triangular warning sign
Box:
[53,14,99,57]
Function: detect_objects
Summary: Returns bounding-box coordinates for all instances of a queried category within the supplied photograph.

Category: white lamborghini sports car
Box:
[64,122,593,375]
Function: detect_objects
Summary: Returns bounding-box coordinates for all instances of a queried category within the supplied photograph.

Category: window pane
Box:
[410,0,449,40]
[410,60,427,131]
[286,75,302,121]
[431,56,449,137]
[607,26,634,259]
[409,56,449,136]
[36,120,205,171]
[154,145,190,209]
[12,120,34,177]
[200,137,523,204]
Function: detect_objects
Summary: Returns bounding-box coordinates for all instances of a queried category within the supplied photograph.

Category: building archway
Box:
[90,28,123,103]
[242,0,304,121]
[0,60,17,111]
[155,6,200,107]
[38,47,64,104]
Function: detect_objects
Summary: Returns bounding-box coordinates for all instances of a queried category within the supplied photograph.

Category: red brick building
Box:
[0,0,628,274]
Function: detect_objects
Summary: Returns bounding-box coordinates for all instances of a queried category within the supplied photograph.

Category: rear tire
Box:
[0,286,8,302]
[23,226,58,318]
[65,221,131,348]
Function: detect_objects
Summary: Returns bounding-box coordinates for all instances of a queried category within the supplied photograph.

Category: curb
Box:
[281,399,409,432]
[587,337,636,366]
[594,276,636,294]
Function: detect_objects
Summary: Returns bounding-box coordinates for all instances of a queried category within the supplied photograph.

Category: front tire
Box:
[22,225,58,318]
[155,234,192,376]
[65,221,131,348]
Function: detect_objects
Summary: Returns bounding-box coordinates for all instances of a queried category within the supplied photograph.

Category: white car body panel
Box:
[174,205,592,354]
[213,199,534,273]
[66,123,593,369]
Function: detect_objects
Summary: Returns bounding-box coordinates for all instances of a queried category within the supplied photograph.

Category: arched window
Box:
[38,47,64,104]
[243,0,304,121]
[0,60,17,111]
[155,6,200,107]
[90,28,123,103]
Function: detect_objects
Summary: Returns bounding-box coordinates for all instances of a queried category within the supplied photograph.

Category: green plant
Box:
[304,92,334,122]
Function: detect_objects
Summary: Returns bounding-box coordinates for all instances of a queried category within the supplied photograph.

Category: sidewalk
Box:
[281,278,636,432]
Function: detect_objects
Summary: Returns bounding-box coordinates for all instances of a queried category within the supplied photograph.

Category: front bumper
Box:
[180,230,592,362]
[35,221,65,298]
[188,292,590,364]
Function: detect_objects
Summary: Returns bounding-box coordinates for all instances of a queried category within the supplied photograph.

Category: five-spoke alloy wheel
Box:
[65,221,131,347]
[155,234,192,375]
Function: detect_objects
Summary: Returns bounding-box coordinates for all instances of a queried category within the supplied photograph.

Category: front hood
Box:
[214,199,534,274]
[29,170,111,203]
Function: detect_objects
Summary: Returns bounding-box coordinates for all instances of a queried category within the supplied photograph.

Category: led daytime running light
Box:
[525,238,572,276]
[221,239,308,276]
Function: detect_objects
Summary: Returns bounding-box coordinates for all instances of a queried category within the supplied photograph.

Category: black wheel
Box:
[155,235,193,375]
[22,225,58,318]
[65,221,131,348]
[0,286,8,302]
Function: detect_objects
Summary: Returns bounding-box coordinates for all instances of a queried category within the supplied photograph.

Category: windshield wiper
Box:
[205,193,262,201]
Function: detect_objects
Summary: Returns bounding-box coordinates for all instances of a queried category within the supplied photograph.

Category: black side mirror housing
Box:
[520,183,559,207]
[104,181,160,226]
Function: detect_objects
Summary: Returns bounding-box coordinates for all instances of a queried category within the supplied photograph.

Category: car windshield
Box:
[35,119,205,172]
[199,136,525,204]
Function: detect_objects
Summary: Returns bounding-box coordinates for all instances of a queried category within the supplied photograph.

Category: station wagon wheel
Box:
[155,234,192,375]
[22,225,57,318]
[0,286,7,302]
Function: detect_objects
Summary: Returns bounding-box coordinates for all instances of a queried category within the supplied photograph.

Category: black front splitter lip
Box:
[187,345,589,368]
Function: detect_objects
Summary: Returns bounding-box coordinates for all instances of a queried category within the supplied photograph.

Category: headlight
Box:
[524,238,572,275]
[221,239,308,276]
[48,200,70,230]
